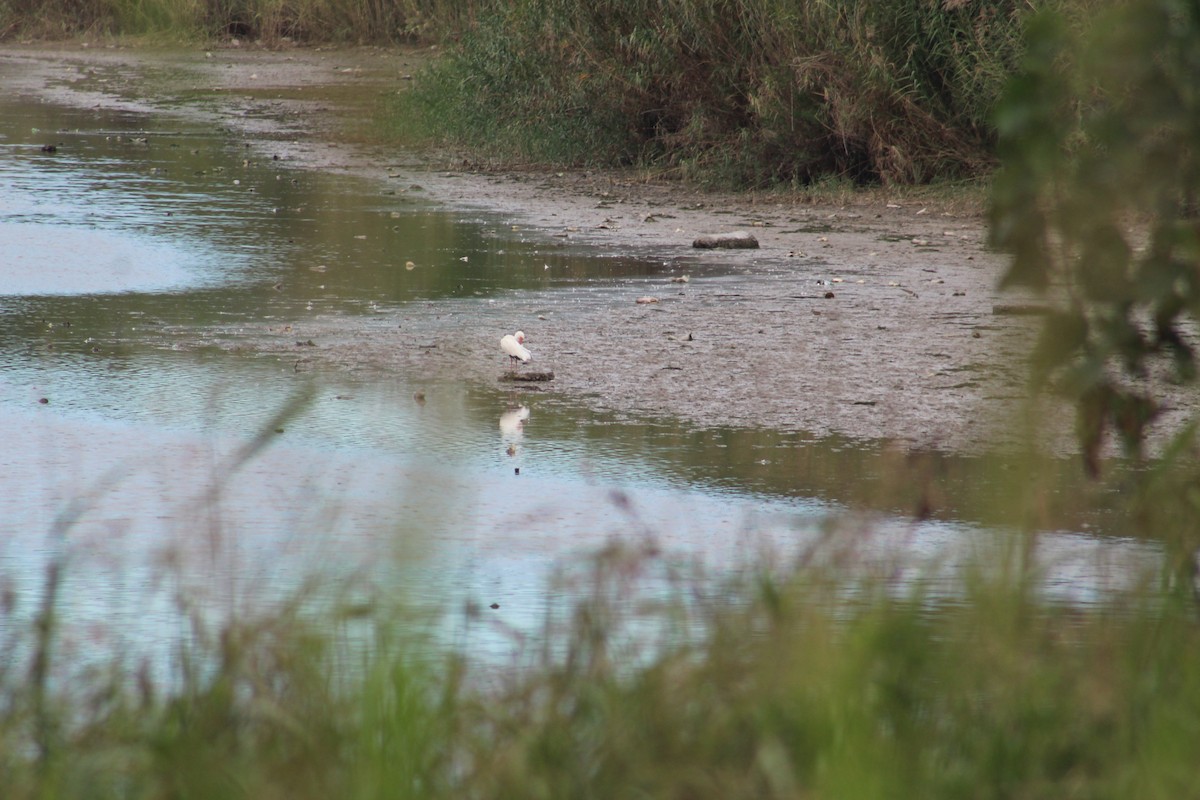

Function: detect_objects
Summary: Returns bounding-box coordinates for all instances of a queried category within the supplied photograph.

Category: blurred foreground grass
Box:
[2,528,1198,799]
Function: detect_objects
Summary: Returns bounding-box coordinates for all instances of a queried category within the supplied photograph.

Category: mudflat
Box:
[0,42,1059,454]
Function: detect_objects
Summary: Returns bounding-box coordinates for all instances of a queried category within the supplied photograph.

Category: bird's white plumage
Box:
[500,331,531,363]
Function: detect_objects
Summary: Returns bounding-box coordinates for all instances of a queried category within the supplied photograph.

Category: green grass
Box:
[3,525,1200,799]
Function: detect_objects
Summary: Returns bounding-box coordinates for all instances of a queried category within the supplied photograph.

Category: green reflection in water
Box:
[0,91,671,304]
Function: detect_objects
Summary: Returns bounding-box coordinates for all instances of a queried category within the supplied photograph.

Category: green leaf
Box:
[1030,310,1088,385]
[1078,225,1132,304]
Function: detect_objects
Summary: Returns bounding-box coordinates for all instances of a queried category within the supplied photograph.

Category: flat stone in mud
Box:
[499,370,555,382]
[692,231,759,249]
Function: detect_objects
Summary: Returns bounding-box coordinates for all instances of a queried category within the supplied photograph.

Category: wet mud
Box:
[0,43,1072,454]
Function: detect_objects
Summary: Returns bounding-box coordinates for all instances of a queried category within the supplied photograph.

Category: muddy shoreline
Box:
[0,43,1057,453]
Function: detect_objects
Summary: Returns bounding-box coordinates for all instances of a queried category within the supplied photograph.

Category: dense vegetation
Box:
[5,0,1072,186]
[404,0,1041,185]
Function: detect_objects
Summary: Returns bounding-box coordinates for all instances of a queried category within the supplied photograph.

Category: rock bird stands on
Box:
[501,331,531,367]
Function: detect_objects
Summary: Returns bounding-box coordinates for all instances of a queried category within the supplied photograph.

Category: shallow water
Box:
[0,90,1156,670]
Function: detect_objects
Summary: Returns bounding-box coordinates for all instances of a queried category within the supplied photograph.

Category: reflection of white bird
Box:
[500,405,529,459]
[499,405,530,438]
[500,331,531,366]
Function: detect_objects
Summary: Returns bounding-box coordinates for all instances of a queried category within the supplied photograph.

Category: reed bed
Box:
[4,0,1088,187]
[400,0,1074,186]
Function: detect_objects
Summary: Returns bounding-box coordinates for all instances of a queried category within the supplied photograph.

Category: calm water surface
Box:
[0,92,1155,667]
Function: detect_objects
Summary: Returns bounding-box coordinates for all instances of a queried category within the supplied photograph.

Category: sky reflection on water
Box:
[0,86,1162,671]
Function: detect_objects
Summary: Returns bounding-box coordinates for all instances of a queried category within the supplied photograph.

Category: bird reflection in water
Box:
[499,405,529,472]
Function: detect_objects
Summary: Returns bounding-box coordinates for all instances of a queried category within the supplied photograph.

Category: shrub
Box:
[990,0,1200,581]
[405,0,1042,185]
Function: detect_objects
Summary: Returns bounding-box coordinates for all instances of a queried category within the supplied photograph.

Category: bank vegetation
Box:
[5,0,1099,187]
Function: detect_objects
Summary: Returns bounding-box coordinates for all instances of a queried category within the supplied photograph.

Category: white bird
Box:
[500,330,531,366]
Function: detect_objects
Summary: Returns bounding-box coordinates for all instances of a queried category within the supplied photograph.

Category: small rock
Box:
[693,231,759,249]
[636,296,659,304]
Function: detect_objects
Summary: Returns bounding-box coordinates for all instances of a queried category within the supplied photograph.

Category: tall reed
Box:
[403,0,1058,186]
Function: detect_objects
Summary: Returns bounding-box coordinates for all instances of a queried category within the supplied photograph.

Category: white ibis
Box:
[500,330,531,366]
